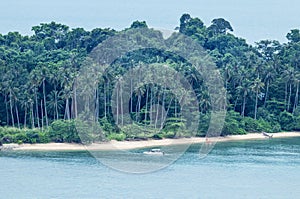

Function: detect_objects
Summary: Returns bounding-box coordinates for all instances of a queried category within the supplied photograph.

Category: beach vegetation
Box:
[0,14,299,143]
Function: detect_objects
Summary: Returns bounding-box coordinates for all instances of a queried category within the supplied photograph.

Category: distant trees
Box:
[130,21,148,29]
[0,14,300,144]
[208,18,233,35]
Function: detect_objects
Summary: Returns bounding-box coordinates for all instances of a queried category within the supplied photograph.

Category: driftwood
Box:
[262,132,273,138]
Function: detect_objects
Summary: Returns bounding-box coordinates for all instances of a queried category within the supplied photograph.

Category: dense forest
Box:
[0,14,300,144]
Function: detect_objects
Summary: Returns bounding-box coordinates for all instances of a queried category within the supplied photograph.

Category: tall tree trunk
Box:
[31,102,35,128]
[95,87,99,122]
[41,100,44,132]
[233,96,239,111]
[285,82,288,110]
[5,94,9,126]
[43,80,49,127]
[287,83,292,111]
[175,99,177,119]
[130,69,133,116]
[120,81,123,126]
[254,90,258,120]
[264,80,269,106]
[35,89,40,129]
[104,81,107,118]
[71,79,78,119]
[150,88,153,125]
[15,103,20,129]
[116,83,119,125]
[64,98,70,120]
[24,104,27,128]
[9,89,15,128]
[241,90,247,117]
[144,86,149,123]
[55,91,59,120]
[155,95,160,129]
[161,86,166,128]
[293,82,299,114]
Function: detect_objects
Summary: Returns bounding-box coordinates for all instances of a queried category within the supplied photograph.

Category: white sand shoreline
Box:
[2,132,300,151]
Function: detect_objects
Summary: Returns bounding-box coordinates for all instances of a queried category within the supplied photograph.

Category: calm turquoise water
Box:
[1,137,300,198]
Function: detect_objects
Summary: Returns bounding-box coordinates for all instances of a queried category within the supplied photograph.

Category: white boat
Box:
[143,148,165,155]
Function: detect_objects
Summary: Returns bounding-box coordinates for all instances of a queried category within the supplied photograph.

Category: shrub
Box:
[38,132,50,143]
[279,111,294,131]
[293,116,300,131]
[241,117,262,132]
[164,131,176,138]
[15,133,30,143]
[49,120,81,143]
[221,111,246,136]
[257,119,272,133]
[108,133,126,141]
[222,121,246,136]
[99,117,115,134]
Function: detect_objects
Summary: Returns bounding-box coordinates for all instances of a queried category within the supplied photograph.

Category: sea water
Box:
[1,137,300,198]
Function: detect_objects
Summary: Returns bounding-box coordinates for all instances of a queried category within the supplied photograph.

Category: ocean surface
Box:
[1,137,300,198]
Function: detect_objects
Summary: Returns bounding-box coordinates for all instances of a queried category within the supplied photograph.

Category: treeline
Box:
[0,14,300,143]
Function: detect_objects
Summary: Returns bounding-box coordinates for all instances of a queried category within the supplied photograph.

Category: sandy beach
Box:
[2,132,300,151]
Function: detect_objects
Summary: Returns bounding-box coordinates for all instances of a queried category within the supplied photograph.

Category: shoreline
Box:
[2,132,300,151]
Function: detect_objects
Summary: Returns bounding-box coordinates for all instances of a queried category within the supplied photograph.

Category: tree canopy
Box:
[0,14,299,143]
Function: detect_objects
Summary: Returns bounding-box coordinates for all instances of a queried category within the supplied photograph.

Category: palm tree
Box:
[263,65,275,106]
[47,90,64,120]
[237,79,251,117]
[292,72,300,114]
[251,77,264,120]
[283,67,295,111]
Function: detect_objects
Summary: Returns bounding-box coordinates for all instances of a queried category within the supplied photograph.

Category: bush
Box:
[222,121,246,136]
[241,117,262,132]
[15,133,30,143]
[197,113,210,136]
[257,119,272,133]
[279,111,294,131]
[221,111,245,136]
[99,117,115,134]
[49,120,81,143]
[164,131,176,138]
[293,116,300,131]
[108,133,126,141]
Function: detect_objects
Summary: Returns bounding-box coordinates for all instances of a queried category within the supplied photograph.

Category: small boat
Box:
[143,148,165,155]
[262,132,273,138]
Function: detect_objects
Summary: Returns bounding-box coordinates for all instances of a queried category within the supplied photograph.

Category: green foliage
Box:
[99,117,115,134]
[107,133,126,141]
[208,18,233,35]
[294,116,300,131]
[130,21,148,29]
[222,111,246,136]
[49,120,81,143]
[0,127,49,144]
[0,14,299,143]
[279,111,295,131]
[163,117,186,133]
[197,113,210,137]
